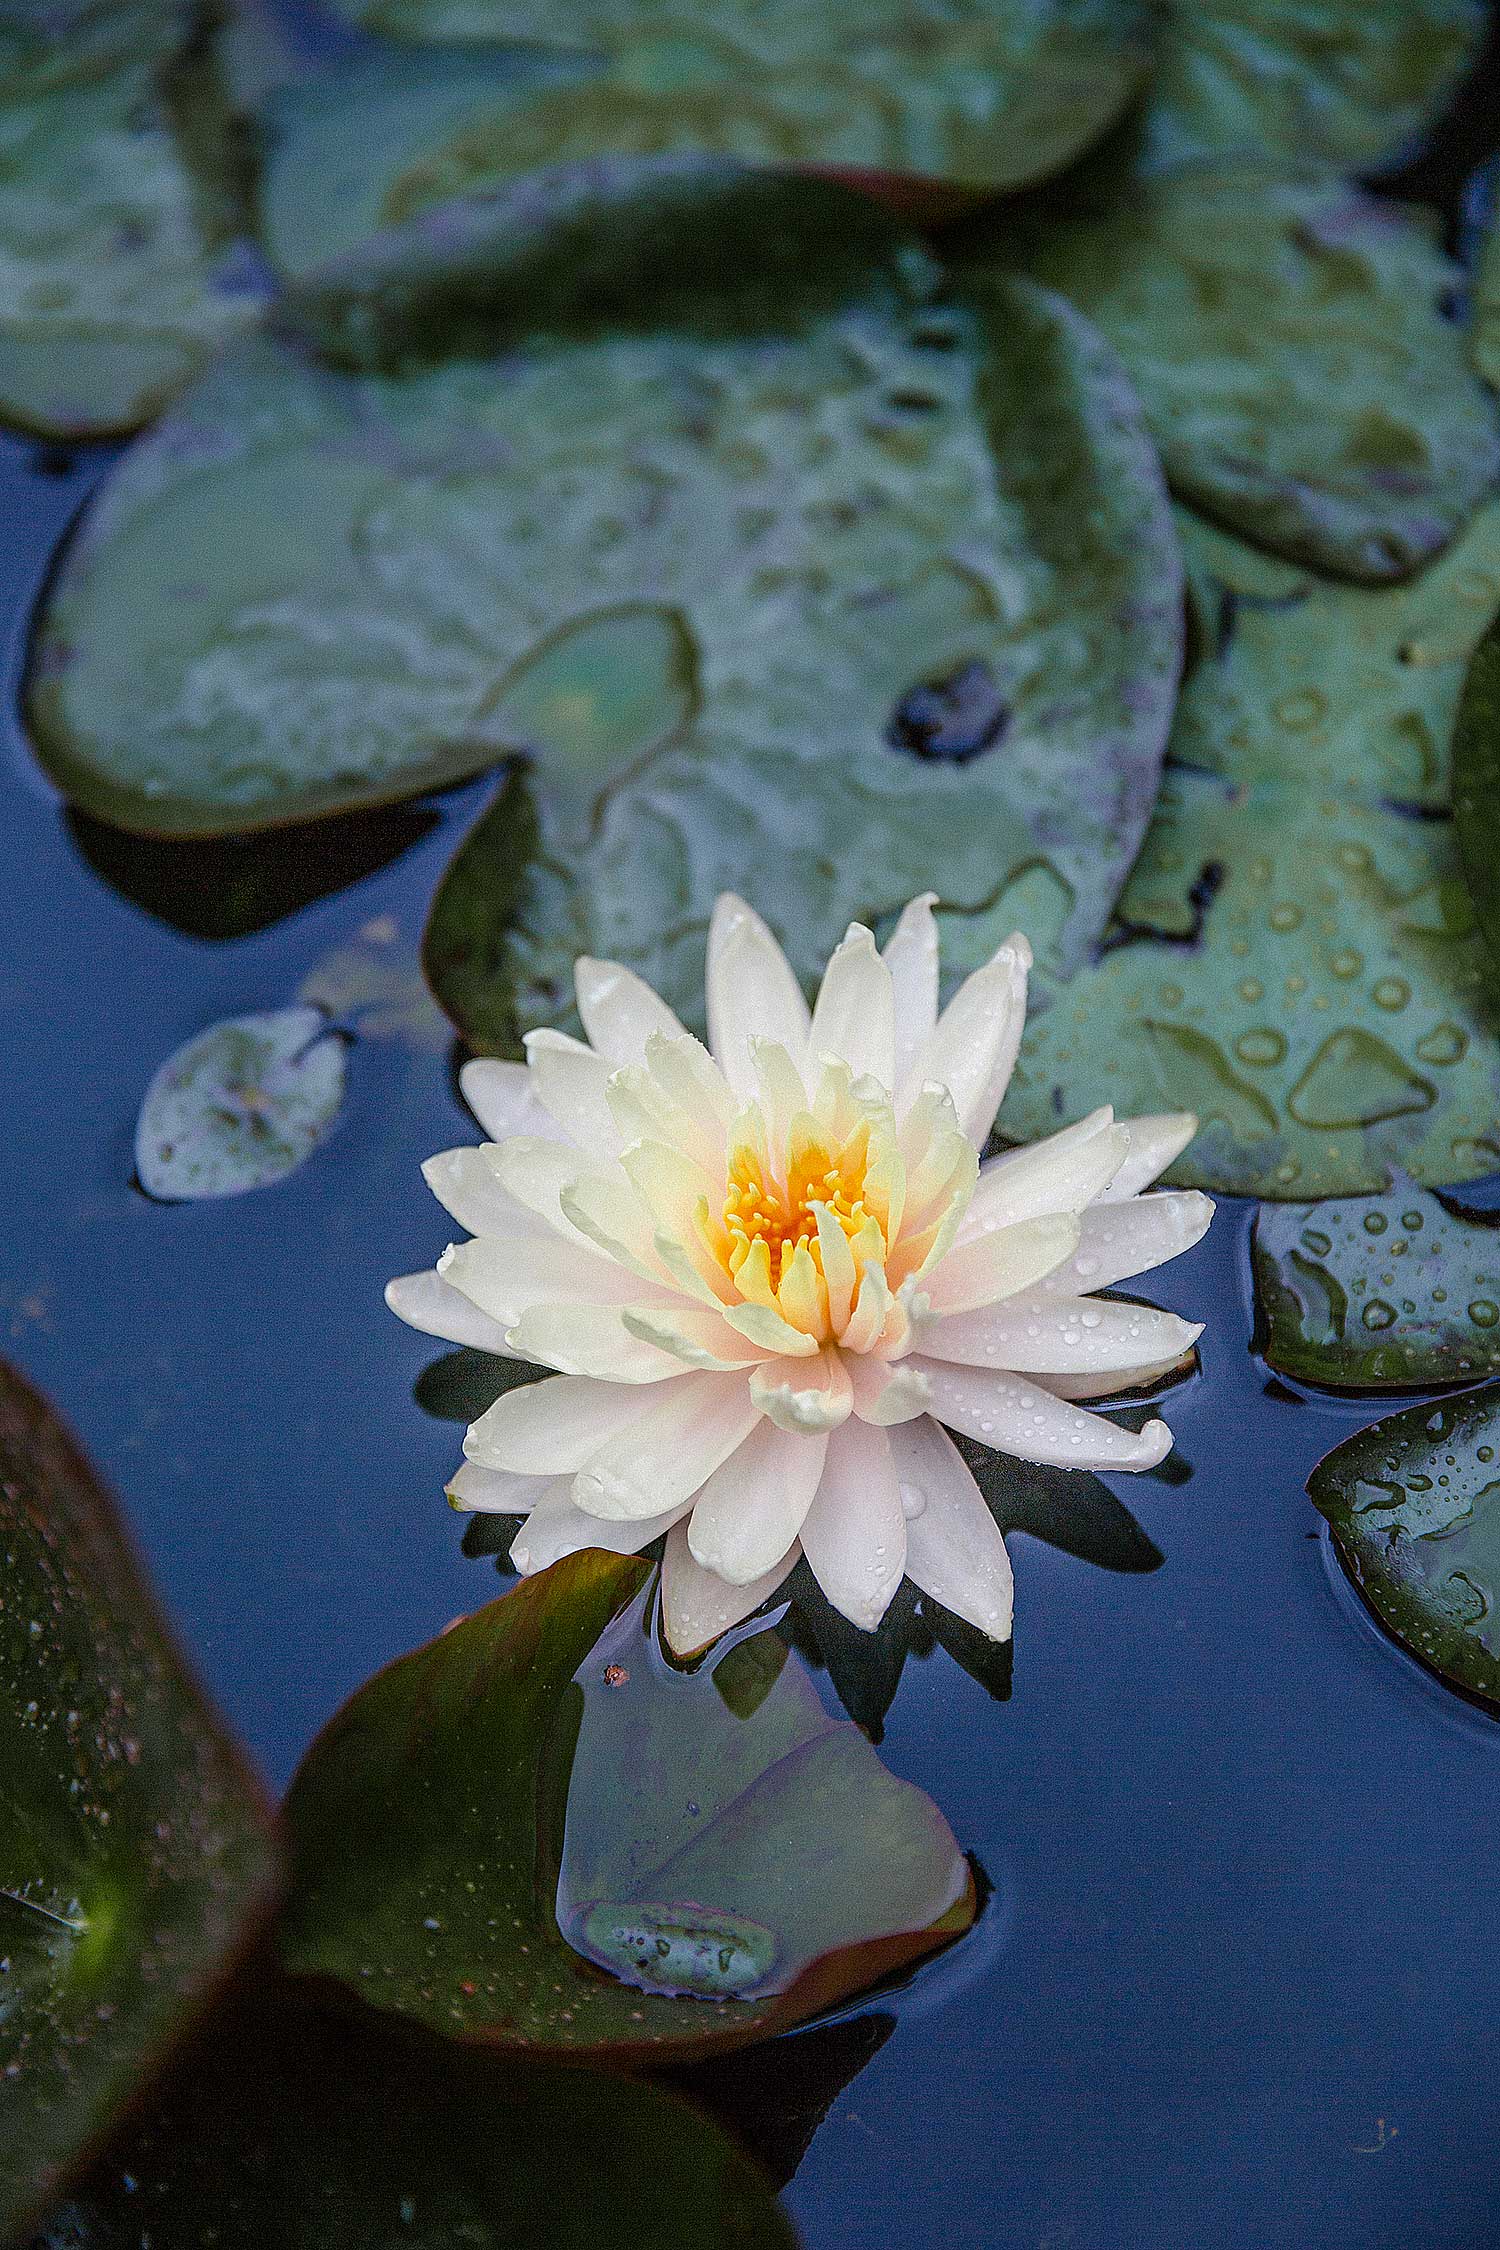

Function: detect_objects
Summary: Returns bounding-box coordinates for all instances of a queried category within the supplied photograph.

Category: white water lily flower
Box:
[388,894,1212,1658]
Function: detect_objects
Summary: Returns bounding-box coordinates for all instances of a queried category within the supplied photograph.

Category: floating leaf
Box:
[1253,1181,1500,1390]
[993,163,1499,582]
[999,507,1500,1199]
[1308,1383,1500,1709]
[1453,611,1500,979]
[1474,199,1500,392]
[135,1006,347,1201]
[35,1979,796,2250]
[0,0,264,439]
[1143,0,1488,173]
[279,1552,974,2058]
[300,1,1150,204]
[0,1360,278,2239]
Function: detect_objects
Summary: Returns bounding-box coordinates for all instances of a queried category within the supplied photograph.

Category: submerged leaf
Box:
[134,1005,347,1200]
[1308,1384,1500,1709]
[0,1360,277,2239]
[279,1553,974,2057]
[1253,1181,1500,1390]
[995,163,1499,583]
[1000,507,1500,1199]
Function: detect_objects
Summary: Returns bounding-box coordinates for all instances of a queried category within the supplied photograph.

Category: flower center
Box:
[721,1123,878,1290]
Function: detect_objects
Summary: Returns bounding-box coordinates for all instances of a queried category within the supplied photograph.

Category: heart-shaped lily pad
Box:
[0,1359,278,2240]
[1142,0,1488,173]
[134,1006,347,1200]
[303,0,1150,202]
[1253,1181,1500,1390]
[0,0,264,439]
[992,163,1500,582]
[279,1551,974,2058]
[1453,612,1500,980]
[998,506,1500,1199]
[34,1980,796,2250]
[1308,1383,1500,1709]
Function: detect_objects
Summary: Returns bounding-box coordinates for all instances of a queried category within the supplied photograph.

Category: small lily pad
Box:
[1453,612,1500,980]
[999,506,1500,1199]
[0,0,264,439]
[135,1005,347,1201]
[1253,1181,1500,1390]
[303,0,1150,202]
[279,1552,974,2058]
[0,1359,278,2239]
[995,163,1500,582]
[1308,1383,1500,1709]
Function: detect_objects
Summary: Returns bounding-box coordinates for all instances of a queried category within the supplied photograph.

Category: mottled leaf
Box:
[279,1552,974,2058]
[1253,1180,1500,1389]
[301,0,1150,202]
[0,1360,278,2240]
[1453,610,1500,979]
[0,0,264,439]
[1308,1383,1500,1709]
[994,163,1499,582]
[999,507,1500,1199]
[134,1006,347,1201]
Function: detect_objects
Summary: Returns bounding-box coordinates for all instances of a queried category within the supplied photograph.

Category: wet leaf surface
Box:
[134,1006,347,1200]
[0,1361,278,2239]
[31,1977,796,2249]
[0,0,265,439]
[1308,1382,1500,1709]
[1000,507,1500,1199]
[1253,1180,1500,1390]
[994,163,1499,582]
[299,0,1150,202]
[1453,610,1500,980]
[279,1551,974,2057]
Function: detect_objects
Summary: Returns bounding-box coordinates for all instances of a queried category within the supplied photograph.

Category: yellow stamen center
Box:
[722,1125,877,1290]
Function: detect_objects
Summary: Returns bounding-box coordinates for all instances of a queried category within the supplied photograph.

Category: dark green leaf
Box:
[1453,611,1500,981]
[1308,1383,1500,1709]
[0,1360,278,2240]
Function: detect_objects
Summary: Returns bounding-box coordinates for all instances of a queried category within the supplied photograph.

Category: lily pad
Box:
[998,505,1500,1199]
[994,163,1500,583]
[1474,199,1500,393]
[302,0,1150,202]
[1143,0,1488,174]
[1453,612,1500,979]
[1307,1382,1500,1709]
[134,1005,347,1200]
[0,0,264,439]
[0,1359,278,2239]
[34,1979,797,2250]
[1252,1180,1500,1390]
[279,1551,974,2058]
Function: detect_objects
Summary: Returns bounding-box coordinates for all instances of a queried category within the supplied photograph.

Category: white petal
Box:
[921,1296,1201,1378]
[898,932,1030,1145]
[623,1303,771,1369]
[438,1233,666,1331]
[924,1210,1082,1316]
[645,1031,738,1154]
[913,1357,1173,1472]
[465,1372,685,1473]
[706,893,810,1100]
[661,1522,798,1658]
[808,923,896,1090]
[848,1355,932,1426]
[445,1461,556,1515]
[1037,1353,1195,1402]
[1102,1112,1198,1201]
[573,956,687,1066]
[523,1029,624,1159]
[800,1419,906,1631]
[505,1302,689,1383]
[887,1418,1013,1640]
[750,1350,855,1434]
[488,1137,622,1252]
[721,1301,822,1358]
[962,1110,1128,1239]
[883,892,940,1084]
[1035,1191,1215,1295]
[751,1038,812,1150]
[572,1372,763,1520]
[460,1058,569,1144]
[385,1269,519,1356]
[687,1420,829,1585]
[558,1172,666,1282]
[421,1146,523,1239]
[511,1484,688,1573]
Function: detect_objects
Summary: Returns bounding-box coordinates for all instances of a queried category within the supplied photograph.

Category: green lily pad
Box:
[134,1005,348,1200]
[1474,199,1500,393]
[0,0,264,440]
[0,1359,278,2240]
[1453,611,1500,980]
[1308,1382,1500,1709]
[993,163,1500,583]
[279,1551,974,2058]
[1143,0,1488,173]
[34,1980,796,2250]
[998,505,1500,1199]
[302,0,1150,202]
[1253,1180,1500,1390]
